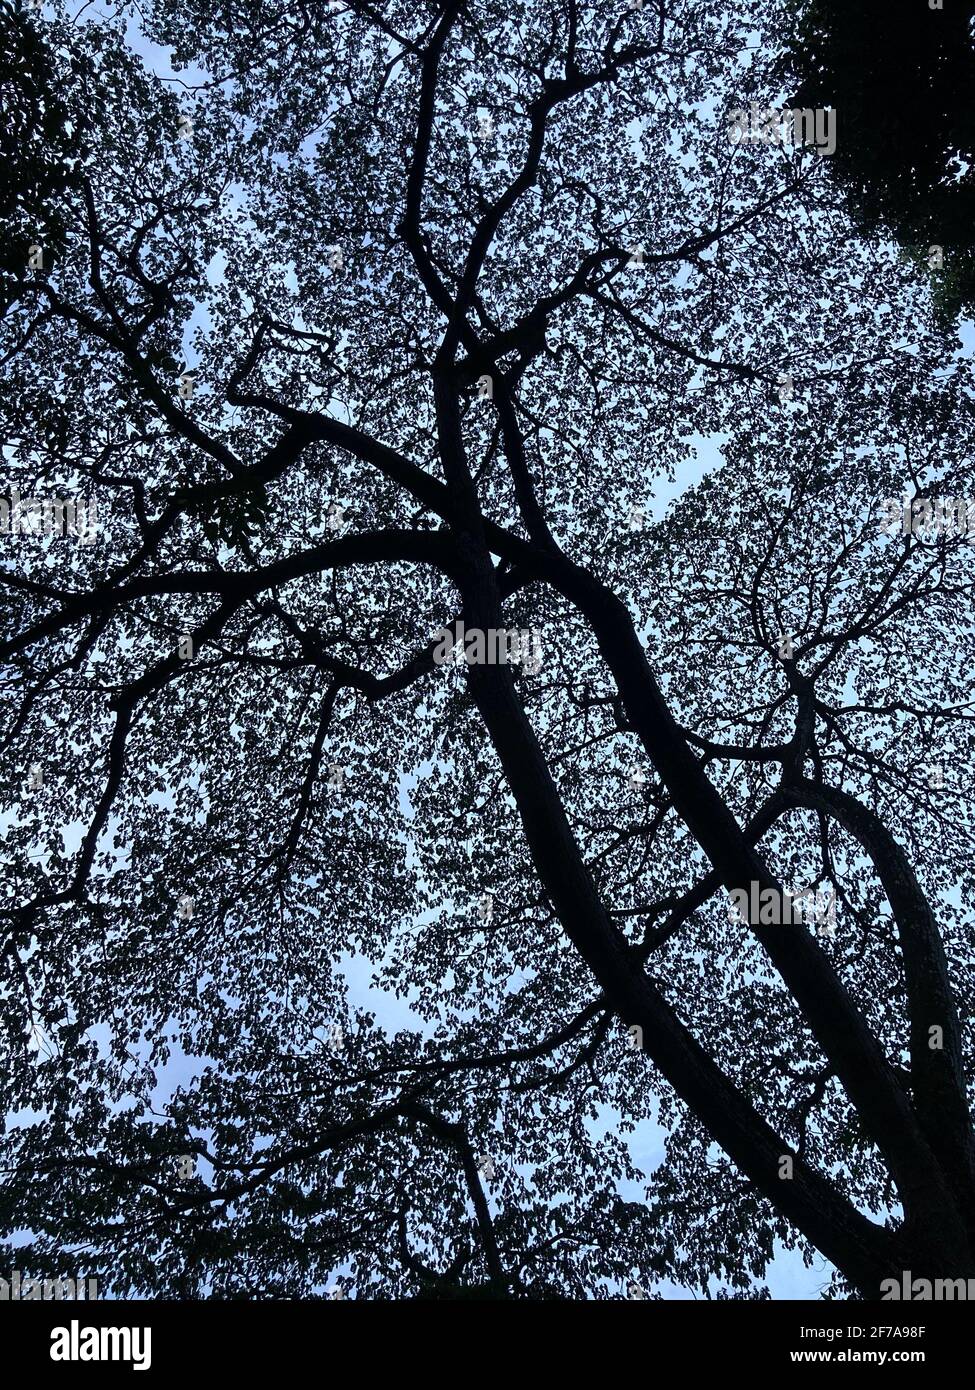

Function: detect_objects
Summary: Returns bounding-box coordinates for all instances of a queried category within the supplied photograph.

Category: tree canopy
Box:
[2,0,975,1300]
[784,0,975,321]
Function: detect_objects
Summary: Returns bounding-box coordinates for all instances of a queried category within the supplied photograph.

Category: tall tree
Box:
[2,0,974,1299]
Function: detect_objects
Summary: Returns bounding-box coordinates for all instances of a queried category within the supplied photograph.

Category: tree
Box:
[783,0,975,321]
[2,0,974,1300]
[1,1,81,299]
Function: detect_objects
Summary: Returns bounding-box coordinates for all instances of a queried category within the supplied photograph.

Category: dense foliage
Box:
[2,0,974,1299]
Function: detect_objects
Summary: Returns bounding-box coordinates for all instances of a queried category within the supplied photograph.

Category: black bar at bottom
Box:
[0,1296,966,1374]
